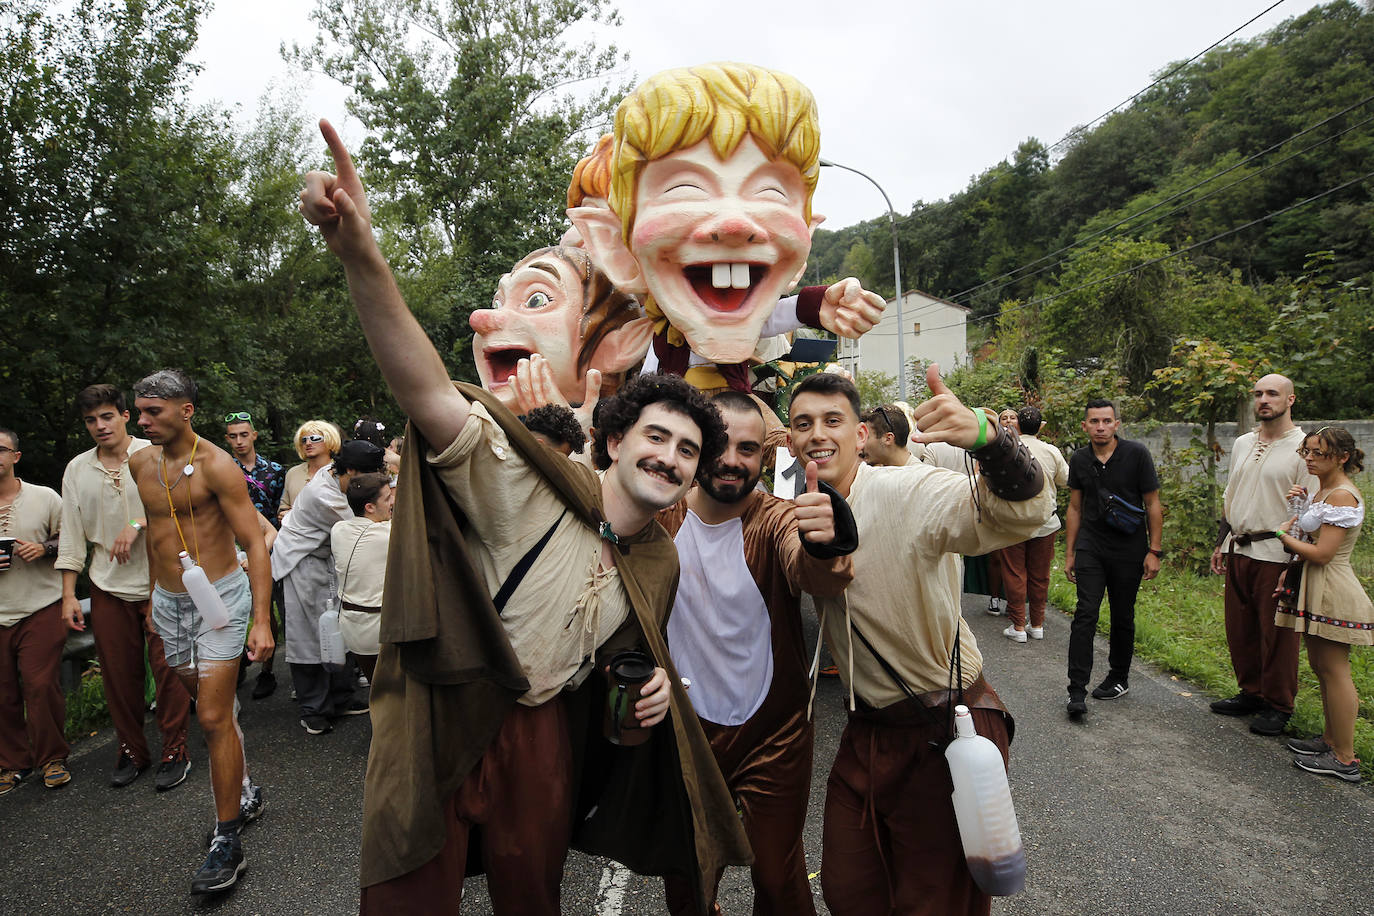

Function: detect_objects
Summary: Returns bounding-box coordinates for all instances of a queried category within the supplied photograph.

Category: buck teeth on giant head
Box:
[710,263,753,290]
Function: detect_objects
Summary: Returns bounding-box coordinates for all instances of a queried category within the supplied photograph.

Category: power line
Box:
[928,96,1374,313]
[904,169,1374,335]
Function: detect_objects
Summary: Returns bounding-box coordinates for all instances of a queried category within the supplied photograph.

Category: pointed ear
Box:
[568,206,646,293]
[587,316,654,375]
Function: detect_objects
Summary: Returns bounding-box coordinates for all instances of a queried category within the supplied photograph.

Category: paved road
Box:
[3,597,1370,915]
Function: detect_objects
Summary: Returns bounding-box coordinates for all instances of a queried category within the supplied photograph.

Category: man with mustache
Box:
[300,120,750,914]
[1209,373,1316,735]
[658,391,856,914]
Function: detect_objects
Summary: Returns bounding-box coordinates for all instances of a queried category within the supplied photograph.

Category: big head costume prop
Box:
[572,62,823,364]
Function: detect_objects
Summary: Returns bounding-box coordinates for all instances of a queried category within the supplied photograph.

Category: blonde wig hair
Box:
[608,62,821,239]
[293,419,342,459]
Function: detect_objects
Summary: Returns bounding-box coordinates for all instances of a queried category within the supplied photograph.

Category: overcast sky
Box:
[189,0,1327,229]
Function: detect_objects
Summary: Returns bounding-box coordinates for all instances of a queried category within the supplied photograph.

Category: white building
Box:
[834,289,970,382]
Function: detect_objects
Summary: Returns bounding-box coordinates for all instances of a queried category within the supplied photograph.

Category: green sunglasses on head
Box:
[224,411,253,425]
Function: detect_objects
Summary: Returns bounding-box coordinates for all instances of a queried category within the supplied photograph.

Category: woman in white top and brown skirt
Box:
[1274,426,1371,783]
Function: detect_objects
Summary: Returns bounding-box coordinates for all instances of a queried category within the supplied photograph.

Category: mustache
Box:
[637,459,681,485]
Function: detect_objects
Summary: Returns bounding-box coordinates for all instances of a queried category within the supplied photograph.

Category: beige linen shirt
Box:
[1222,427,1317,563]
[0,481,63,625]
[332,517,391,608]
[813,461,1055,707]
[55,438,151,602]
[1021,434,1070,538]
[429,402,632,706]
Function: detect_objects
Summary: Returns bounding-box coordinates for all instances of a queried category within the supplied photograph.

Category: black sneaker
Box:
[335,698,370,717]
[191,832,245,894]
[111,752,147,788]
[1249,707,1290,736]
[1293,750,1362,783]
[1066,698,1087,720]
[1091,679,1129,700]
[240,785,265,824]
[1286,735,1332,756]
[251,671,276,701]
[155,751,191,792]
[1209,692,1265,716]
[300,715,332,735]
[986,597,1004,616]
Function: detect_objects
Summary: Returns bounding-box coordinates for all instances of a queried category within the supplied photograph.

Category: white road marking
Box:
[595,861,632,915]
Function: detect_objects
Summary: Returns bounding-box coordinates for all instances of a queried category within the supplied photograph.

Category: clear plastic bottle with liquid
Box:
[945,704,1027,896]
[178,552,230,630]
[318,600,347,669]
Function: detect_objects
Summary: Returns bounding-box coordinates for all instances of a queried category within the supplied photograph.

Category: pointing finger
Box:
[319,118,359,189]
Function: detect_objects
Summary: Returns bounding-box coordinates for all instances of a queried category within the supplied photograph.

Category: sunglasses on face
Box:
[1298,448,1332,459]
[301,434,325,444]
[224,411,253,424]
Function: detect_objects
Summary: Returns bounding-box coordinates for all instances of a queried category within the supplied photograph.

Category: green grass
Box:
[1047,544,1374,781]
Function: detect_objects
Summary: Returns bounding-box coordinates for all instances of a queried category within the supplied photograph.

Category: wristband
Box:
[971,408,989,450]
[129,520,143,532]
[1274,529,1286,540]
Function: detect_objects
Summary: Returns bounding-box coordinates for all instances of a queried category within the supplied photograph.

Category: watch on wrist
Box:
[1148,548,1164,558]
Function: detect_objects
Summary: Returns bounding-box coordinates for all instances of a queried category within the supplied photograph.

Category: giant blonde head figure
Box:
[571,63,823,364]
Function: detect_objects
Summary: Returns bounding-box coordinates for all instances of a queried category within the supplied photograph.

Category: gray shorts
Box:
[152,567,252,668]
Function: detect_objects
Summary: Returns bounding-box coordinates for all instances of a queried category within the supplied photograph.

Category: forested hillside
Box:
[811,0,1374,422]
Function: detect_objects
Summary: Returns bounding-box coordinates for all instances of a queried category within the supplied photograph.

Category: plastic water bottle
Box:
[318,601,347,669]
[945,704,1027,896]
[178,552,230,631]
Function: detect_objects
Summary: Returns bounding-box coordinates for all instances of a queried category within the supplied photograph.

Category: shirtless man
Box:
[128,369,273,896]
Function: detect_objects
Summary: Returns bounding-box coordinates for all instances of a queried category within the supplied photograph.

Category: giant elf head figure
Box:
[571,62,823,365]
[469,245,651,407]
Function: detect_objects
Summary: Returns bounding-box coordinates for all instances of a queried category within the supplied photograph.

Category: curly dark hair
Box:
[591,373,726,472]
[521,404,587,454]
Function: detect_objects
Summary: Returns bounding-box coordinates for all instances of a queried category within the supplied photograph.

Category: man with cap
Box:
[271,439,382,733]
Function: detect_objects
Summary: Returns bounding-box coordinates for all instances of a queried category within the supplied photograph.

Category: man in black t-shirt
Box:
[1064,399,1163,719]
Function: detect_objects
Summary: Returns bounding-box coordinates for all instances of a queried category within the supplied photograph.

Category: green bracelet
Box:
[971,408,989,450]
[1275,529,1286,540]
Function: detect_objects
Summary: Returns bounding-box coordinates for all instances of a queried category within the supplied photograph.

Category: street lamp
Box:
[818,157,907,400]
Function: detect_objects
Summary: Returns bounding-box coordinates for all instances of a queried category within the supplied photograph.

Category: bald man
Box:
[1209,374,1317,737]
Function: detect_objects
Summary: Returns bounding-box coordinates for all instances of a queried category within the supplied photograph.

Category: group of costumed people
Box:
[298,61,1054,916]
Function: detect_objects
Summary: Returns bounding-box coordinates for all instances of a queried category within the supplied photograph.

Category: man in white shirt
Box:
[1209,374,1317,736]
[56,384,192,790]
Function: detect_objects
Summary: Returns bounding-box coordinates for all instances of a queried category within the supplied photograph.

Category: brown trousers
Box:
[360,698,573,916]
[821,688,1011,916]
[90,585,190,766]
[0,601,69,771]
[997,533,1057,629]
[664,704,816,916]
[1224,553,1300,713]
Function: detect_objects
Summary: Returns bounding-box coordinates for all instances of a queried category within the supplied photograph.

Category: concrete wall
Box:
[1129,420,1374,481]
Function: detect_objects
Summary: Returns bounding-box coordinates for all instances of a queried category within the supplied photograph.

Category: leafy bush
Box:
[1156,431,1222,576]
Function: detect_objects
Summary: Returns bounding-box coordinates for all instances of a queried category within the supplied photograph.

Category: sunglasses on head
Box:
[301,434,325,443]
[224,411,252,424]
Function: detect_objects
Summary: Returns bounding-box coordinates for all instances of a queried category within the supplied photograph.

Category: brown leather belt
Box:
[341,601,381,614]
[1232,531,1279,547]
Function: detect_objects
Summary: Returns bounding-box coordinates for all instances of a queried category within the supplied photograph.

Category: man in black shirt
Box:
[1064,398,1163,719]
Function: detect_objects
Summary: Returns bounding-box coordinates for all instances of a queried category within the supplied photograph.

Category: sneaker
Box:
[1002,625,1027,643]
[818,664,839,678]
[1249,707,1291,737]
[986,597,1003,616]
[1066,698,1087,720]
[1209,692,1265,716]
[1091,679,1129,700]
[1293,749,1362,783]
[335,697,370,717]
[0,768,31,796]
[42,759,72,789]
[1027,625,1044,640]
[111,752,148,788]
[155,750,192,792]
[356,673,370,689]
[250,671,276,701]
[240,784,265,824]
[300,715,332,735]
[191,832,246,894]
[1286,735,1332,756]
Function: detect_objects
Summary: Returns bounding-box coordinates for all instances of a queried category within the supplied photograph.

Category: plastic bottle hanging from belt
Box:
[945,704,1027,896]
[179,552,230,630]
[318,599,347,669]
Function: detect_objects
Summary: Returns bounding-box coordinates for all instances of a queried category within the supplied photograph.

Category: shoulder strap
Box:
[849,620,917,700]
[493,508,568,615]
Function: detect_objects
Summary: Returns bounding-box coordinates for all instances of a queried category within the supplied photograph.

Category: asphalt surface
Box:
[3,596,1371,915]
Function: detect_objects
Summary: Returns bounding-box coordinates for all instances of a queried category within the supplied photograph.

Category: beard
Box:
[698,463,762,504]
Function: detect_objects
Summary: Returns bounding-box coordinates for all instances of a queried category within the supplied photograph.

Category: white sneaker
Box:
[1002,625,1027,643]
[1027,626,1045,640]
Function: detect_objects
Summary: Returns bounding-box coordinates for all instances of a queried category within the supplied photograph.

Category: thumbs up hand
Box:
[909,363,987,450]
[794,460,837,544]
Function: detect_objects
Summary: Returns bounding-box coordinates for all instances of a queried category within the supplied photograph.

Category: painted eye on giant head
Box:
[523,291,552,309]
